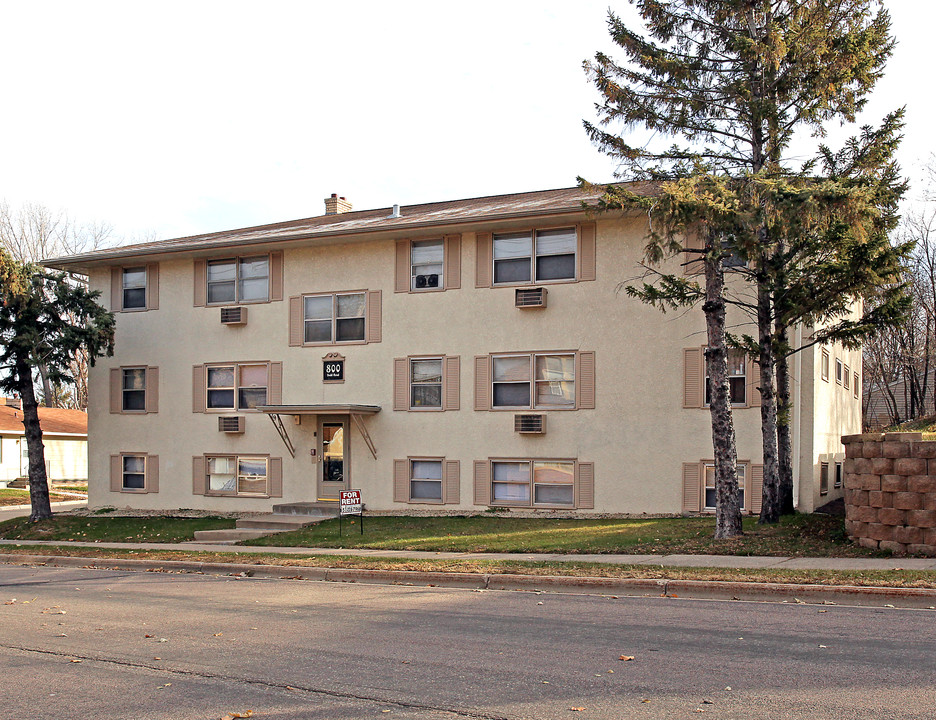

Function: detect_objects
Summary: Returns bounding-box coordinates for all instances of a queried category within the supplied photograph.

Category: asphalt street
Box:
[1,564,934,720]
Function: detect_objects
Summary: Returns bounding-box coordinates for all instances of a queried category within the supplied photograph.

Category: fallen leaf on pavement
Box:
[213,633,223,637]
[570,708,585,712]
[220,712,253,719]
[144,634,154,638]
[619,655,635,662]
[70,659,81,663]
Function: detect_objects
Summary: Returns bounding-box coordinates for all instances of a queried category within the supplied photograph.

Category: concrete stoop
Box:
[192,506,336,544]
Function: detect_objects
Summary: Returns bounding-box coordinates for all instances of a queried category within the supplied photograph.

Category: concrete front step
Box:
[192,528,289,543]
[236,513,318,530]
[271,502,340,518]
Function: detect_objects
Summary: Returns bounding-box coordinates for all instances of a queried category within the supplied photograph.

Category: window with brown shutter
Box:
[682,462,701,512]
[291,290,381,345]
[479,350,592,411]
[110,453,157,493]
[578,223,596,282]
[195,252,282,307]
[194,362,275,413]
[111,265,158,312]
[683,348,704,408]
[394,356,460,412]
[478,458,589,509]
[110,366,158,414]
[395,235,462,292]
[683,232,704,275]
[196,454,276,497]
[477,225,594,287]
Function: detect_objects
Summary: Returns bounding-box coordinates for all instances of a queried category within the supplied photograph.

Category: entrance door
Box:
[317,418,349,501]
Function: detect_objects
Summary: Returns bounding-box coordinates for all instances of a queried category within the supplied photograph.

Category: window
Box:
[834,462,843,489]
[492,353,574,409]
[207,255,269,304]
[844,365,850,390]
[410,459,443,502]
[122,368,146,411]
[110,366,158,414]
[411,240,443,290]
[122,267,147,309]
[704,349,747,406]
[835,358,844,385]
[206,364,268,411]
[491,460,575,507]
[206,455,269,496]
[820,461,829,494]
[110,453,157,493]
[821,349,830,382]
[303,292,365,343]
[703,463,746,511]
[493,227,576,284]
[853,372,859,399]
[410,358,442,408]
[122,455,146,490]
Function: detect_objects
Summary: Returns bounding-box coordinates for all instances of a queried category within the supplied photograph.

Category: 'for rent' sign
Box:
[339,490,362,515]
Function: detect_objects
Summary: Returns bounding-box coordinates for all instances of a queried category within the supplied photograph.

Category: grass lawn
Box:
[0,489,68,507]
[0,515,235,543]
[240,513,879,557]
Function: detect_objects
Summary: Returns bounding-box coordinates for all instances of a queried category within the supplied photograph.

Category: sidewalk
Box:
[0,500,87,524]
[2,537,936,571]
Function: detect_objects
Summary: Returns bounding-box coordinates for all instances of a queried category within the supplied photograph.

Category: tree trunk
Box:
[704,239,743,538]
[775,323,795,515]
[15,357,52,521]
[36,361,53,407]
[757,279,781,523]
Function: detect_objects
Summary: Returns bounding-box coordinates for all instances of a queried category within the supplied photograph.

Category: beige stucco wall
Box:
[86,212,844,514]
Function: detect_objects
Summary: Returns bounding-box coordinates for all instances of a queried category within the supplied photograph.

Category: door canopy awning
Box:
[258,404,381,416]
[258,405,381,460]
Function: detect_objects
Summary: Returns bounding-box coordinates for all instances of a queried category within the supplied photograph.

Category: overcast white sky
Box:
[0,1,929,244]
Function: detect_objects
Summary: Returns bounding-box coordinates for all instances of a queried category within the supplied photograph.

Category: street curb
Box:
[2,552,936,608]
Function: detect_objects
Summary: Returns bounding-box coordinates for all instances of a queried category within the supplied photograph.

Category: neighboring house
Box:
[0,398,88,487]
[44,186,860,515]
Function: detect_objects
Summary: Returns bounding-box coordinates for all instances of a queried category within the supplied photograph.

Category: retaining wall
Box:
[842,432,936,556]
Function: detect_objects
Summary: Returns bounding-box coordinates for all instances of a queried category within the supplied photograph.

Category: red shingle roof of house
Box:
[0,405,87,436]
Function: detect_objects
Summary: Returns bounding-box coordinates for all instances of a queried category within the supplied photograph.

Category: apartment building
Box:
[45,186,860,515]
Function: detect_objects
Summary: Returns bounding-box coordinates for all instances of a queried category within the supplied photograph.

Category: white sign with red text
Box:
[339,490,362,515]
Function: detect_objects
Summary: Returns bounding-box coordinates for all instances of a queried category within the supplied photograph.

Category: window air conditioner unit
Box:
[220,307,247,325]
[218,416,245,433]
[415,274,440,289]
[514,414,546,434]
[515,287,547,308]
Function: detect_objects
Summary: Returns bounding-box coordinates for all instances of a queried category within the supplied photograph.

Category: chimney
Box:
[324,193,353,215]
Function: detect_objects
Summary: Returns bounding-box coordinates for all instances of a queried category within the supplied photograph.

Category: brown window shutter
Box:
[475,232,492,287]
[110,454,122,492]
[474,356,491,411]
[110,368,122,414]
[110,268,122,312]
[192,456,207,495]
[193,259,207,306]
[444,234,461,289]
[473,460,491,505]
[288,296,303,347]
[268,362,283,405]
[747,356,761,407]
[146,263,159,310]
[683,348,704,408]
[682,462,702,513]
[750,464,764,514]
[393,358,409,411]
[366,290,382,343]
[393,459,409,502]
[395,240,410,293]
[576,351,596,409]
[192,365,206,413]
[578,223,597,282]
[575,462,595,509]
[683,232,704,276]
[146,455,159,493]
[444,460,460,504]
[145,367,159,413]
[443,356,460,411]
[269,251,284,302]
[269,457,283,497]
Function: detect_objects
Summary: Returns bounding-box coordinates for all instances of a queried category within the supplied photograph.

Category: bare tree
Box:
[0,201,115,409]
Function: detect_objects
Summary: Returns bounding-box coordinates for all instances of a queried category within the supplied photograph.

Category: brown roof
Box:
[43,182,657,270]
[0,405,87,436]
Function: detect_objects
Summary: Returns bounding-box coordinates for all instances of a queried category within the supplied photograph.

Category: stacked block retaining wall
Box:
[842,432,936,556]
